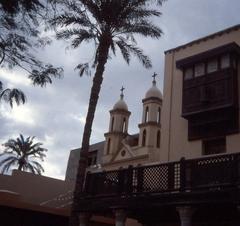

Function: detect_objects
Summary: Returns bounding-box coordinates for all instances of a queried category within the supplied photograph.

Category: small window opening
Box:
[195,63,205,77]
[122,118,126,132]
[145,107,149,122]
[107,138,111,155]
[157,107,161,124]
[203,137,226,155]
[221,54,230,69]
[111,117,114,131]
[142,130,146,147]
[184,68,194,80]
[156,130,161,148]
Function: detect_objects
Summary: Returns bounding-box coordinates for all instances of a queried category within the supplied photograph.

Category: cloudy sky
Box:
[0,0,239,179]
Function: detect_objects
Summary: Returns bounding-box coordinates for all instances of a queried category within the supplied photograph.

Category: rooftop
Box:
[165,24,240,54]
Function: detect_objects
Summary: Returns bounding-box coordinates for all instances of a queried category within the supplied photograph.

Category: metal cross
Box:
[152,72,158,82]
[120,86,125,95]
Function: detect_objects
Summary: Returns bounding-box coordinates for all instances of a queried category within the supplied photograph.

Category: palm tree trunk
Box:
[18,163,23,171]
[69,35,111,226]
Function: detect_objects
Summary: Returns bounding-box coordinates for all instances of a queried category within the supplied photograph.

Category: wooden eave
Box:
[165,24,240,55]
[176,42,240,69]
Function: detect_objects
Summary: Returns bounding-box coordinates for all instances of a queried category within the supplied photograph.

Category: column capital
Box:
[237,206,240,212]
[114,209,127,226]
[79,212,91,226]
[176,206,194,226]
[177,206,194,218]
[115,209,127,222]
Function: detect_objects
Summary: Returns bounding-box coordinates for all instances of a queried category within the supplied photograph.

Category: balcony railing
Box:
[84,153,240,198]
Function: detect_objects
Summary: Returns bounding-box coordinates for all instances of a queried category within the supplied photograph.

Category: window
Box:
[207,59,218,73]
[184,68,194,80]
[232,57,237,69]
[142,129,146,146]
[145,107,149,122]
[156,130,160,148]
[203,137,226,155]
[157,107,161,124]
[122,118,126,132]
[195,63,205,77]
[111,117,114,131]
[107,138,111,155]
[221,54,230,69]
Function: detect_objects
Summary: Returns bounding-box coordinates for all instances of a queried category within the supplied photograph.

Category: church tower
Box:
[138,74,162,154]
[102,87,131,164]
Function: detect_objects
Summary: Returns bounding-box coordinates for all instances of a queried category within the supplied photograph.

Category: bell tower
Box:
[138,73,162,151]
[102,87,131,164]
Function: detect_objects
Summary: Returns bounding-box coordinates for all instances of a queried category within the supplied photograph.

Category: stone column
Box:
[176,206,194,226]
[79,213,91,226]
[115,209,127,226]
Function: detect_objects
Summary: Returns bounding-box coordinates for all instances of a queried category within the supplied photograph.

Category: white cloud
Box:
[70,113,86,124]
[0,69,31,87]
[1,104,36,126]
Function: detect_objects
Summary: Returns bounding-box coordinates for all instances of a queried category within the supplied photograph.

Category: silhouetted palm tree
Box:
[50,1,165,225]
[0,134,47,174]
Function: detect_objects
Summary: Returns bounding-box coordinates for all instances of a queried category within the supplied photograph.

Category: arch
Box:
[145,106,149,122]
[157,107,161,124]
[142,129,146,147]
[111,117,114,131]
[122,117,126,132]
[107,138,111,155]
[156,130,161,148]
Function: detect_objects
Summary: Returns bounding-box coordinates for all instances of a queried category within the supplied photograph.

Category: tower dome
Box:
[145,77,162,99]
[113,87,128,111]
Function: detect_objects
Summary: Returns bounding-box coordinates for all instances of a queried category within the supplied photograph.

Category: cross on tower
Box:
[152,72,158,82]
[120,86,125,95]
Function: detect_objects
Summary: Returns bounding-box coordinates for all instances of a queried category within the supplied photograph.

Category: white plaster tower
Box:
[138,73,162,159]
[102,87,131,164]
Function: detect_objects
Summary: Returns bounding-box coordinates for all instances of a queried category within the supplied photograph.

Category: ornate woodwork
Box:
[176,43,240,140]
[83,153,240,199]
[78,152,240,226]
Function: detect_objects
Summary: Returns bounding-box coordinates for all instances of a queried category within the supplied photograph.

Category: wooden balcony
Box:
[78,153,240,224]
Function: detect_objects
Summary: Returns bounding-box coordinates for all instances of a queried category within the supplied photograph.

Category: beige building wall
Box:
[160,26,240,162]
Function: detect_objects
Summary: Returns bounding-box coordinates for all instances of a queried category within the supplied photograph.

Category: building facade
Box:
[73,24,240,226]
[161,24,240,162]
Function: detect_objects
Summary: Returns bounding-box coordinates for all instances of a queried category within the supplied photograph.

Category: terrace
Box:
[78,153,240,226]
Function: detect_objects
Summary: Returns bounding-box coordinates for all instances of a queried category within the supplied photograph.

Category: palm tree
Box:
[50,1,165,225]
[0,134,47,174]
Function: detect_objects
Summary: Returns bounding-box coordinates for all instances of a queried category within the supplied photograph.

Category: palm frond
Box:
[30,161,44,174]
[121,21,163,38]
[50,13,89,28]
[116,39,152,68]
[0,88,26,107]
[25,162,38,174]
[29,65,63,87]
[75,63,91,76]
[71,31,95,48]
[0,156,18,166]
[127,9,161,19]
[0,156,18,174]
[110,40,116,56]
[2,140,22,156]
[115,40,130,64]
